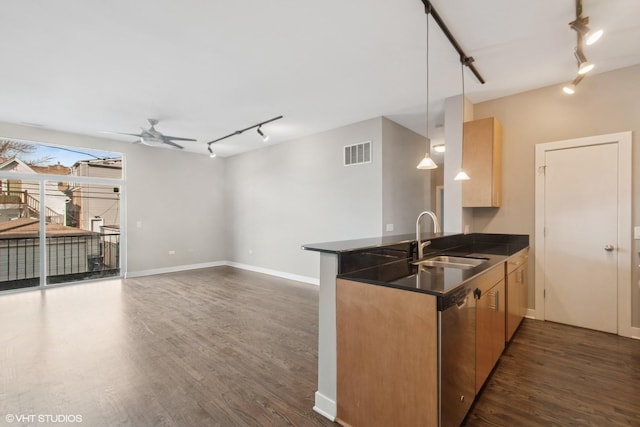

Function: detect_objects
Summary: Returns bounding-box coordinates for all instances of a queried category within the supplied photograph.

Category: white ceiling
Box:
[1,0,639,157]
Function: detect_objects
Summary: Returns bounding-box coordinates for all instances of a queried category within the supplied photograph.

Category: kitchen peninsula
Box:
[303,232,528,427]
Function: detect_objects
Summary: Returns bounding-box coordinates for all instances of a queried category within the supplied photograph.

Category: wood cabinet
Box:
[336,279,438,427]
[506,248,529,342]
[462,117,502,207]
[475,268,505,394]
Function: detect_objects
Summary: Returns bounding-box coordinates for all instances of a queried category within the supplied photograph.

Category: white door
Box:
[543,142,619,333]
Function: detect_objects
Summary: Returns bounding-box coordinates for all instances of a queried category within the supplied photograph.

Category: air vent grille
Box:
[344,141,372,166]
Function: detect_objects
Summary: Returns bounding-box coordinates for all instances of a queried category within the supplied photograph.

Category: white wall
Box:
[381,117,429,235]
[224,118,384,280]
[0,121,226,275]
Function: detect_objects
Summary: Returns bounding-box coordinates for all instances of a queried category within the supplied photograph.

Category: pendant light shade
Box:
[417,154,438,169]
[454,170,470,181]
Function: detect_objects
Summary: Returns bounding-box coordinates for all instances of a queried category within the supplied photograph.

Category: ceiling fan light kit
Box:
[112,118,197,149]
[562,0,603,95]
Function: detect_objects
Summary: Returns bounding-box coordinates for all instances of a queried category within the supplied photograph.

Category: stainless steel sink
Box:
[413,255,488,269]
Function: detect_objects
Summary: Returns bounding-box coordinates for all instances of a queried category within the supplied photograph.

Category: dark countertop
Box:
[304,232,529,300]
[301,233,443,254]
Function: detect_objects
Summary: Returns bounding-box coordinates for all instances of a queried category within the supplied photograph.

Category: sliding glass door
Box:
[0,138,123,292]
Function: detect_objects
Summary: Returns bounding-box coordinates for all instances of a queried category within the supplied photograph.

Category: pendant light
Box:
[454,60,470,181]
[416,7,437,170]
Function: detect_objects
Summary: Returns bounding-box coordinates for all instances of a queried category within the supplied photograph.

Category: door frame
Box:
[534,131,633,338]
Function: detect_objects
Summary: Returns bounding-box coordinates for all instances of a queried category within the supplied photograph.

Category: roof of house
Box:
[0,218,97,239]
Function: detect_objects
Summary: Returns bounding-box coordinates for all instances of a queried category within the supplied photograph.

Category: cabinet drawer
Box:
[473,264,505,293]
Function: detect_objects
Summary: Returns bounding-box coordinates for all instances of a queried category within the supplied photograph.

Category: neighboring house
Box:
[69,158,122,231]
[0,157,68,224]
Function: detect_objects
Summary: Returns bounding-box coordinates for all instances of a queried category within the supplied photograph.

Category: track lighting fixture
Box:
[563,0,602,94]
[206,115,283,155]
[257,126,269,142]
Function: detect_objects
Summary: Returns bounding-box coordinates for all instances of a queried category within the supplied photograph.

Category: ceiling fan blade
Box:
[161,135,197,142]
[102,131,145,138]
[161,138,184,149]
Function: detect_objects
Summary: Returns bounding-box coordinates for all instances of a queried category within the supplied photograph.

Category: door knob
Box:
[604,245,615,252]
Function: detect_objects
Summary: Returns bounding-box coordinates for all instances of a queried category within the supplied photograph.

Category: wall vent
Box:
[344,141,372,166]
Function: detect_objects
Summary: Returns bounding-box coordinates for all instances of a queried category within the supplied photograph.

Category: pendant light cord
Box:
[425,10,430,151]
[460,61,465,165]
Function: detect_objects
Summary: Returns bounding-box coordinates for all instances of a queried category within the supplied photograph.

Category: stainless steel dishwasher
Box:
[439,281,477,427]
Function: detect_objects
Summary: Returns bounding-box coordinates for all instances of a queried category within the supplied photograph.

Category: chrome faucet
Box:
[416,210,440,259]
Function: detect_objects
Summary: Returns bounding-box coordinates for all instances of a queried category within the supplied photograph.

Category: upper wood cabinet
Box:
[462,117,502,207]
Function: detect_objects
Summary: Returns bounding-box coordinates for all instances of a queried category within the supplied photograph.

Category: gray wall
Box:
[471,64,640,327]
[224,118,384,280]
[0,121,226,275]
[381,117,430,235]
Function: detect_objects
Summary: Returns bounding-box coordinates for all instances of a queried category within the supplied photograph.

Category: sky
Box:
[18,143,121,167]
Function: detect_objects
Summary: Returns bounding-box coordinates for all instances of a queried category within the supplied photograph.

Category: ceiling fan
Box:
[113,118,196,149]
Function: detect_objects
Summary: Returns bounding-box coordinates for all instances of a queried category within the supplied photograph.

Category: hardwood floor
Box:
[0,267,336,427]
[1,268,639,426]
[466,319,640,426]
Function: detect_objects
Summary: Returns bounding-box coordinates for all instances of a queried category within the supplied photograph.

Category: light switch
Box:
[634,226,640,240]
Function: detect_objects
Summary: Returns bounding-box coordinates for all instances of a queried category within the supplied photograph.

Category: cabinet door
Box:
[476,279,505,393]
[506,267,521,342]
[506,263,528,342]
[462,117,502,207]
[336,279,438,427]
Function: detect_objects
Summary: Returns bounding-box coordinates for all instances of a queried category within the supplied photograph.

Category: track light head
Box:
[257,126,269,142]
[575,48,594,74]
[585,29,603,45]
[578,61,594,75]
[570,17,603,46]
[207,145,216,158]
[562,74,585,95]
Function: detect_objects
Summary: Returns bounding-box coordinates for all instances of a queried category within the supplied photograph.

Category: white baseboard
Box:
[225,261,319,285]
[125,260,320,286]
[313,391,336,421]
[125,261,226,278]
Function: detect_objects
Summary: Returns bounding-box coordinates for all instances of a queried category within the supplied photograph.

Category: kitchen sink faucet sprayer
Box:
[416,211,440,259]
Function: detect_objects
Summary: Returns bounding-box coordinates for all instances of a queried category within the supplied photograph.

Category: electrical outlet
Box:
[634,226,640,240]
[168,250,175,255]
[386,224,394,232]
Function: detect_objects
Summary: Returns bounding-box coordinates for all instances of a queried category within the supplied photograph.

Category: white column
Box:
[313,252,338,420]
[443,94,473,233]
